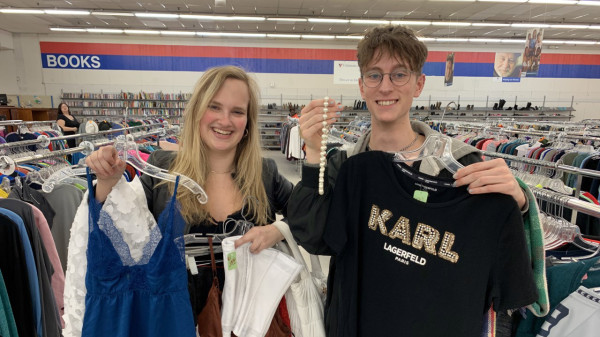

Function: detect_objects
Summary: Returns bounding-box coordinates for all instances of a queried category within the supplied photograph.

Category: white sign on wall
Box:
[333,60,360,85]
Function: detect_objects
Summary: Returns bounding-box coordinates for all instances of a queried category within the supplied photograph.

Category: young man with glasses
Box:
[287,25,538,336]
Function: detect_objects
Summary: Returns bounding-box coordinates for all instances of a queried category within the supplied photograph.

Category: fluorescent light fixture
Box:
[528,0,578,4]
[125,29,160,35]
[266,18,307,22]
[349,19,390,25]
[478,0,526,2]
[578,1,600,5]
[549,24,590,29]
[135,12,179,18]
[472,22,511,27]
[160,30,196,36]
[301,34,336,39]
[266,34,302,38]
[431,22,471,26]
[50,27,86,32]
[335,35,364,40]
[198,32,266,37]
[436,38,470,42]
[511,23,551,28]
[45,9,90,15]
[468,38,504,42]
[0,9,45,14]
[91,11,135,17]
[391,20,431,26]
[543,39,567,44]
[501,39,526,43]
[418,37,436,41]
[588,25,600,29]
[308,18,349,24]
[180,15,265,21]
[563,40,597,44]
[87,28,124,33]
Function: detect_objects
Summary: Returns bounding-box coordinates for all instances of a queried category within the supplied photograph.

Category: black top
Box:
[323,151,537,337]
[56,114,80,136]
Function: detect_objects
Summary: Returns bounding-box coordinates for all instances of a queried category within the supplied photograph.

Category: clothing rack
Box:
[0,126,177,175]
[0,123,167,150]
[531,186,600,219]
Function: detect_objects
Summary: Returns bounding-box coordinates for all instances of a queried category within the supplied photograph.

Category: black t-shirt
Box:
[56,114,80,135]
[324,151,538,337]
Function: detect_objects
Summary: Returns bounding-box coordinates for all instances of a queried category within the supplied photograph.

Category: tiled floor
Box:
[263,149,302,185]
[262,149,330,276]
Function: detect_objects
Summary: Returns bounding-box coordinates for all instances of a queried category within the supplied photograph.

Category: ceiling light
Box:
[45,9,90,15]
[472,23,511,27]
[160,31,196,36]
[0,9,45,14]
[91,11,135,17]
[549,24,590,29]
[198,32,266,37]
[87,28,124,34]
[418,37,436,41]
[543,40,567,44]
[501,39,526,43]
[588,25,600,29]
[511,23,551,28]
[349,19,390,25]
[578,1,600,5]
[562,40,598,44]
[528,0,578,4]
[391,20,432,26]
[436,38,470,42]
[180,15,265,21]
[50,27,86,32]
[478,0,526,3]
[307,18,349,24]
[468,38,504,42]
[431,22,471,26]
[301,34,336,39]
[135,13,179,18]
[125,29,160,35]
[336,35,364,40]
[266,34,302,38]
[266,18,307,22]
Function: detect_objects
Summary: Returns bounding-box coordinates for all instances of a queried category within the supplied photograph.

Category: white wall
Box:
[5,32,600,121]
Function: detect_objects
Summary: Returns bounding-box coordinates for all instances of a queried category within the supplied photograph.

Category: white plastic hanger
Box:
[42,134,208,204]
[393,134,464,174]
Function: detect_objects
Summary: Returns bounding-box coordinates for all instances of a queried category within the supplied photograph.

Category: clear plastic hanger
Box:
[0,176,11,193]
[393,133,464,174]
[42,134,208,204]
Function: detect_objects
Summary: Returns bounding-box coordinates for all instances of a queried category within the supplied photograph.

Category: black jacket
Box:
[140,150,294,232]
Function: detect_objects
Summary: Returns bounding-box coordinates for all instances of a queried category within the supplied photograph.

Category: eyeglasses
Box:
[361,69,415,88]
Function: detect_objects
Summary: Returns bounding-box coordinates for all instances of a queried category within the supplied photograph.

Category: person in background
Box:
[56,102,80,149]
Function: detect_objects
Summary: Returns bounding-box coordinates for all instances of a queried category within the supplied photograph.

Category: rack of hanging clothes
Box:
[0,122,185,337]
[279,116,304,160]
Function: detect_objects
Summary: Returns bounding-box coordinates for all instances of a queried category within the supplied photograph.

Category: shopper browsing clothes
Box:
[288,25,541,337]
[56,102,80,149]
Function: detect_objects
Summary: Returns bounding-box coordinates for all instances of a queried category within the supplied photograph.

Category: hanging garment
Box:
[81,172,195,337]
[324,151,538,337]
[0,269,18,337]
[536,286,600,337]
[196,237,223,337]
[0,212,36,337]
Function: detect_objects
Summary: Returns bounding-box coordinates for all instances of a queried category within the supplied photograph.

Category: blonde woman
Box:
[82,66,293,331]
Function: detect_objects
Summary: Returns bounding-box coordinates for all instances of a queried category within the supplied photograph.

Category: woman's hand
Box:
[234,224,285,254]
[85,146,127,202]
[453,158,527,209]
[299,98,344,164]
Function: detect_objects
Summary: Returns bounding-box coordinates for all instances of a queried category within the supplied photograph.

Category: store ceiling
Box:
[0,0,599,43]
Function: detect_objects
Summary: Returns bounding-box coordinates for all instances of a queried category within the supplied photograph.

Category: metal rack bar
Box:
[531,186,600,219]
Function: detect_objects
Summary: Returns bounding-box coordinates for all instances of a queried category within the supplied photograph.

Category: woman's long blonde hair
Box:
[167,66,269,226]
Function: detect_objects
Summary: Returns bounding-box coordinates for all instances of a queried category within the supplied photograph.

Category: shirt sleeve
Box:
[490,205,539,312]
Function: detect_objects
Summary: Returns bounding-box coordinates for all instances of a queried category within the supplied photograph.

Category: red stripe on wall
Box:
[540,53,600,66]
[39,42,357,60]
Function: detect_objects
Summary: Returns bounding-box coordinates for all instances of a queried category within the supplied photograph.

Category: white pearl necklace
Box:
[318,97,329,195]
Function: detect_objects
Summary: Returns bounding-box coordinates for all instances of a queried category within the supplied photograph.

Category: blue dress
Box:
[82,171,196,336]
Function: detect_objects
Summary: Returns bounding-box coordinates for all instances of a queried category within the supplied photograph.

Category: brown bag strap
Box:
[208,236,218,278]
